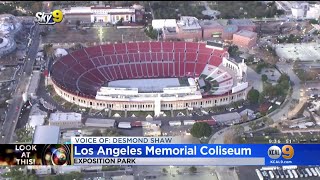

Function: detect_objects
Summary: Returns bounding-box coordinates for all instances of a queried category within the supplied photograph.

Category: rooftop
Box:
[228,19,255,26]
[199,20,223,29]
[223,25,238,33]
[234,30,257,38]
[211,112,241,123]
[49,112,82,122]
[85,118,115,126]
[177,16,201,30]
[33,125,60,144]
[152,19,177,29]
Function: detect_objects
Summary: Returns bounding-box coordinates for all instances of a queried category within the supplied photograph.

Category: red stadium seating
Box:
[146,63,153,77]
[185,62,195,75]
[141,64,148,77]
[138,42,150,53]
[114,65,123,79]
[59,55,77,67]
[119,65,128,79]
[51,42,228,97]
[79,60,95,70]
[72,49,88,60]
[150,42,162,52]
[90,69,106,82]
[110,55,118,64]
[84,46,102,58]
[162,63,168,77]
[161,42,174,52]
[186,42,199,53]
[136,64,142,77]
[194,63,206,75]
[114,43,126,54]
[179,62,185,76]
[101,44,116,55]
[186,52,197,62]
[174,42,185,53]
[157,62,163,77]
[126,42,139,53]
[168,62,174,76]
[152,63,159,77]
[95,57,107,66]
[151,52,158,62]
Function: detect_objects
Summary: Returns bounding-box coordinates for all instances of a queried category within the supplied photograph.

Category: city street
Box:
[0,2,49,144]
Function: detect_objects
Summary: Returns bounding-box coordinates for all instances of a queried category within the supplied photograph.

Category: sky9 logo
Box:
[268,145,294,160]
[35,10,64,25]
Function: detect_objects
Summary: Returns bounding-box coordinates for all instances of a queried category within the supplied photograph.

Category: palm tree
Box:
[43,43,54,59]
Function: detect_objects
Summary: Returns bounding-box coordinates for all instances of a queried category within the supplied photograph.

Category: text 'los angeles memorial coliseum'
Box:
[50,41,249,117]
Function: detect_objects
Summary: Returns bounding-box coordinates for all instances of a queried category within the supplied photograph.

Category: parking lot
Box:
[42,26,150,44]
[275,43,320,61]
[239,166,320,180]
[243,130,320,144]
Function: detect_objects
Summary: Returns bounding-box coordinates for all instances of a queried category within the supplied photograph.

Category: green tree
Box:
[162,168,168,174]
[91,129,102,136]
[227,45,239,57]
[43,43,54,58]
[30,2,42,13]
[247,88,260,104]
[309,19,319,24]
[72,43,84,50]
[189,166,197,174]
[76,20,81,27]
[190,122,212,138]
[144,25,158,40]
[261,74,268,82]
[2,167,38,180]
[116,18,124,26]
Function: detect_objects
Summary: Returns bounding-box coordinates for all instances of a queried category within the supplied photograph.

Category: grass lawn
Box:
[173,109,187,117]
[151,1,206,19]
[127,111,154,118]
[209,1,279,19]
[111,110,125,118]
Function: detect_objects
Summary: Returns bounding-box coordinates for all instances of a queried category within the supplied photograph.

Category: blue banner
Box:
[72,144,320,165]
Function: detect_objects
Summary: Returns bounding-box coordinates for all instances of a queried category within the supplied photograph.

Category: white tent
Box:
[113,113,121,117]
[146,114,153,121]
[54,48,68,57]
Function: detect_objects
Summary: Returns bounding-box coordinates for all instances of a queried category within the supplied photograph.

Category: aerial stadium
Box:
[50,41,249,117]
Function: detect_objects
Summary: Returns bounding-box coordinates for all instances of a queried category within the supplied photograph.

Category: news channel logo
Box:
[268,145,294,159]
[41,144,71,165]
[35,10,64,25]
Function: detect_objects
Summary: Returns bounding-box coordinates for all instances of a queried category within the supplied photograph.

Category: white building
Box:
[85,118,115,128]
[27,105,47,130]
[27,166,52,175]
[112,175,134,180]
[62,6,137,24]
[291,2,320,19]
[307,4,320,19]
[33,125,60,144]
[152,19,177,30]
[49,112,82,129]
[54,166,81,174]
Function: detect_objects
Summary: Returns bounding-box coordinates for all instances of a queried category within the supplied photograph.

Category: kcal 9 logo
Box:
[268,145,294,159]
[52,10,63,23]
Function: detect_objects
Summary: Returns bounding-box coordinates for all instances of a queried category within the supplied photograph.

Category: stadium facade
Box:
[50,42,249,117]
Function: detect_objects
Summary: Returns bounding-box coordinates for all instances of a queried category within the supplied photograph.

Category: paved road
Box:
[0,2,48,144]
[0,26,41,143]
[208,60,303,179]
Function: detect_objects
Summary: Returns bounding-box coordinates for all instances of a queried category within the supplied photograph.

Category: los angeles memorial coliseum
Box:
[50,41,249,117]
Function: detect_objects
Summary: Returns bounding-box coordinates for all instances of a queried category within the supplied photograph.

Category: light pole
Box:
[98,26,103,44]
[169,165,174,176]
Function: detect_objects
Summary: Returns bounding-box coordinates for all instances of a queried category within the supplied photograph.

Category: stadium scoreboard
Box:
[0,137,319,166]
